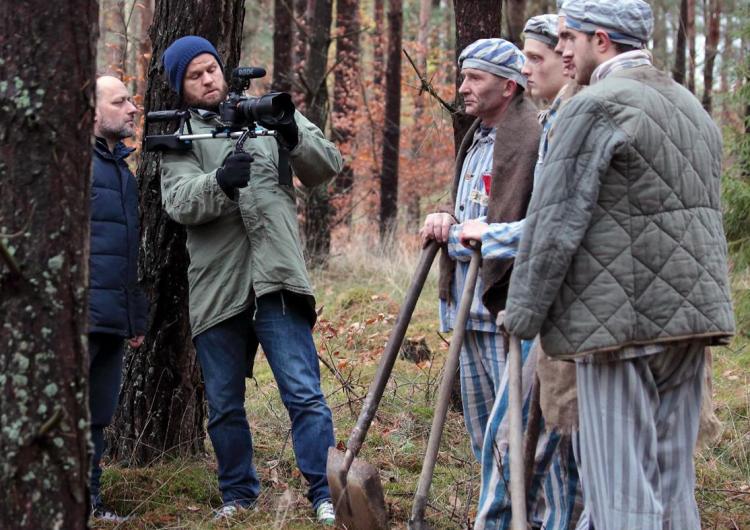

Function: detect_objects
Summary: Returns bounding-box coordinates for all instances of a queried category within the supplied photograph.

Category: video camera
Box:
[145,66,296,154]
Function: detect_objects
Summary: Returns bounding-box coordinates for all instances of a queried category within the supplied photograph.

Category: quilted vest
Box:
[505,66,735,358]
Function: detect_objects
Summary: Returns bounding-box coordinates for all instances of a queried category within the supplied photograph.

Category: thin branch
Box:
[403,48,459,115]
[0,241,21,276]
[329,25,372,43]
[2,203,37,239]
[36,408,64,438]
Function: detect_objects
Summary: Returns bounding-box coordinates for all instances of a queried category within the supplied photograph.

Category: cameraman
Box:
[160,36,342,525]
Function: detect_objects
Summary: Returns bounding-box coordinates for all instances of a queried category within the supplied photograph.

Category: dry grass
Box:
[97,233,750,529]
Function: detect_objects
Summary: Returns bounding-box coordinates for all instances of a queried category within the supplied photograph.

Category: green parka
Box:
[161,109,342,337]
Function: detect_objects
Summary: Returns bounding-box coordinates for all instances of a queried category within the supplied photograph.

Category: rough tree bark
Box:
[702,0,723,113]
[302,0,334,268]
[273,0,294,92]
[505,0,527,47]
[379,0,403,240]
[452,0,503,154]
[673,0,688,85]
[0,0,98,527]
[332,0,361,203]
[107,0,245,466]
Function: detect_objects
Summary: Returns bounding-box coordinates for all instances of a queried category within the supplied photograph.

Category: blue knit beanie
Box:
[162,36,224,96]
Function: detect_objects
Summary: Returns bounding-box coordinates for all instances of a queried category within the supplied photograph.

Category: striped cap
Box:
[524,15,559,48]
[557,0,567,15]
[563,0,653,48]
[458,39,528,90]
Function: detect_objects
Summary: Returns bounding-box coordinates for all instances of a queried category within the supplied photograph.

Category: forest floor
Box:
[96,235,750,529]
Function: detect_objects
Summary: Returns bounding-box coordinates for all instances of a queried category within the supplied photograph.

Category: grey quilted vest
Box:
[504,66,735,359]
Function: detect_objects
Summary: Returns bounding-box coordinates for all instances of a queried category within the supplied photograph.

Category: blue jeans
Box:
[193,292,335,509]
[89,332,126,503]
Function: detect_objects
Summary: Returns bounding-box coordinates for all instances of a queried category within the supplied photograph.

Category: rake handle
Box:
[342,241,440,472]
[409,250,481,527]
[508,335,528,530]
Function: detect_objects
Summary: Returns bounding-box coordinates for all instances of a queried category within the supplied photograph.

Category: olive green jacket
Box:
[161,109,342,337]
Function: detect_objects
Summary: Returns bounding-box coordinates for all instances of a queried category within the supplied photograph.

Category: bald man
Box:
[88,76,147,522]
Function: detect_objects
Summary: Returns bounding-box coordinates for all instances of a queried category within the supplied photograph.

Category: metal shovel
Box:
[409,250,481,530]
[327,241,440,530]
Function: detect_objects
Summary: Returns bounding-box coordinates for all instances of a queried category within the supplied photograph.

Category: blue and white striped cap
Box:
[524,15,559,48]
[563,0,653,48]
[458,39,528,89]
[557,0,567,16]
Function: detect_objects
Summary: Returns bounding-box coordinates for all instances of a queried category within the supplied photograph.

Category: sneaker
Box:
[315,500,336,525]
[214,504,241,520]
[91,501,132,523]
[214,502,256,520]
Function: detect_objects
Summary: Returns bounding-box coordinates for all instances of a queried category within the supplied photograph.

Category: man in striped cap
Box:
[420,38,542,529]
[505,1,735,529]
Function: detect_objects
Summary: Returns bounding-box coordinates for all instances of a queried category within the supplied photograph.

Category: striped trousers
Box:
[459,331,582,530]
[575,343,705,530]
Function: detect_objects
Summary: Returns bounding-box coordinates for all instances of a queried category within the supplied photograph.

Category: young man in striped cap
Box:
[420,38,542,529]
[505,1,735,529]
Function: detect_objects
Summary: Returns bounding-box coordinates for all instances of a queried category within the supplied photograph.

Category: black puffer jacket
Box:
[89,137,147,337]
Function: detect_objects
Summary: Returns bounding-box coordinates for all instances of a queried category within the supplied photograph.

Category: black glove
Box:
[276,120,299,150]
[216,153,253,197]
[260,118,299,150]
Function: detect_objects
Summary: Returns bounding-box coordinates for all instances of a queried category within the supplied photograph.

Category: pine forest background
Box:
[1,0,749,528]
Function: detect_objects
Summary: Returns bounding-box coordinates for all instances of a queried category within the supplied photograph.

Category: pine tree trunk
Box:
[405,0,433,233]
[379,0,403,240]
[687,0,696,93]
[302,0,334,268]
[137,0,154,99]
[332,0,361,207]
[651,1,669,71]
[452,0,503,153]
[107,0,245,466]
[0,0,98,526]
[373,0,386,88]
[702,0,722,113]
[673,0,688,85]
[505,0,527,47]
[274,0,294,92]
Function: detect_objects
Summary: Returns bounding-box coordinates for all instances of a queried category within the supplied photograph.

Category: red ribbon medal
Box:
[482,173,492,195]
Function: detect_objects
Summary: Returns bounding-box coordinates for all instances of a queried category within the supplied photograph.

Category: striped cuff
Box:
[481,220,525,260]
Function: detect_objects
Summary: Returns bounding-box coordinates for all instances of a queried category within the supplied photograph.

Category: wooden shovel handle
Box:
[508,335,528,530]
[342,241,440,471]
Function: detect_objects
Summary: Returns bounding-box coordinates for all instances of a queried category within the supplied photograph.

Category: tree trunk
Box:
[302,0,334,268]
[687,0,696,93]
[405,0,433,233]
[136,0,154,99]
[0,0,97,526]
[651,0,669,71]
[452,0,503,154]
[702,0,722,113]
[274,0,294,92]
[505,0,527,47]
[673,0,688,85]
[379,0,403,240]
[332,0,361,206]
[107,0,245,466]
[373,0,386,88]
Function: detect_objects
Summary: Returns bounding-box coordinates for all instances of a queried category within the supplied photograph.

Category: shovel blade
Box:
[327,447,389,530]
